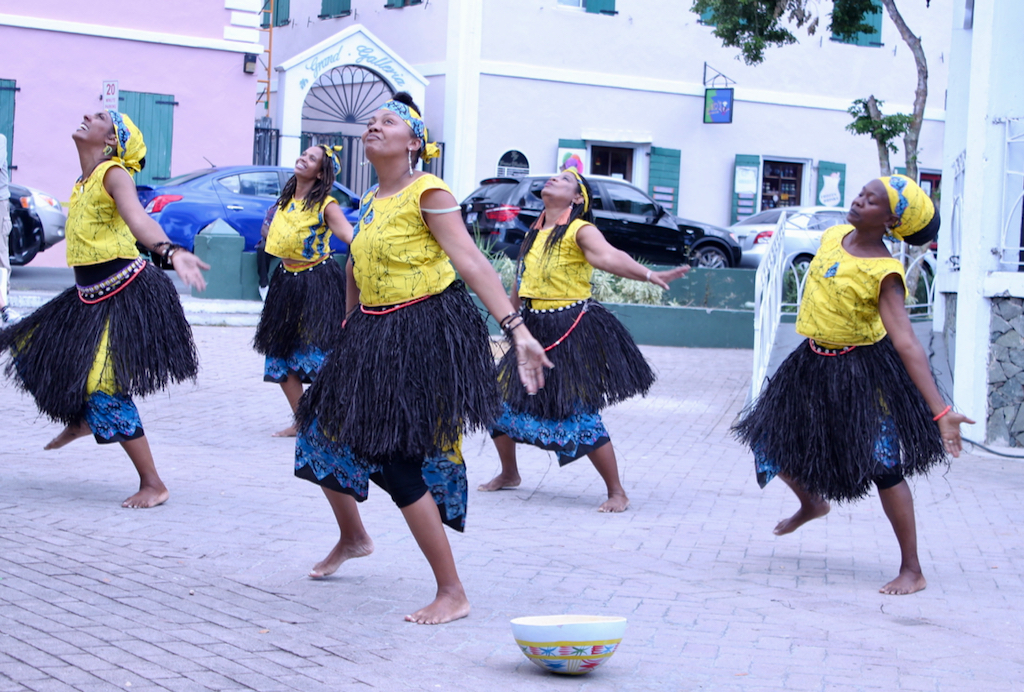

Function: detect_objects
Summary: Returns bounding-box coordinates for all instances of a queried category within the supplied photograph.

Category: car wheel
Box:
[791,254,814,273]
[691,243,731,269]
[8,214,43,267]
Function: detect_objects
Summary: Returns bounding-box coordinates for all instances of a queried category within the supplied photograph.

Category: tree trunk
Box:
[865,95,893,175]
[880,0,927,182]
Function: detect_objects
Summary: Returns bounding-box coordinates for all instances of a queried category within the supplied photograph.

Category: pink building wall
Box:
[0,4,260,199]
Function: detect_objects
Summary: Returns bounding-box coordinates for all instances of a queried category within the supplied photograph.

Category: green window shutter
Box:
[558,138,586,149]
[119,91,175,187]
[816,161,846,207]
[731,154,760,224]
[895,166,907,176]
[384,0,404,7]
[274,0,290,26]
[0,79,15,170]
[649,146,681,215]
[586,0,616,15]
[261,0,270,28]
[700,9,716,26]
[833,0,882,47]
[319,0,351,17]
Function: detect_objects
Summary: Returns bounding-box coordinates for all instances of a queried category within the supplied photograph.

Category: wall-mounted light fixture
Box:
[243,53,258,74]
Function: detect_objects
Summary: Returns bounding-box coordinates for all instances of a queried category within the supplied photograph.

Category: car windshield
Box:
[216,171,281,197]
[160,169,215,187]
[736,210,782,225]
[330,185,356,208]
[464,182,517,205]
[603,182,657,217]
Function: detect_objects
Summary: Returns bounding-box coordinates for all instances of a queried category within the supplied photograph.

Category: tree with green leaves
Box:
[846,96,914,175]
[691,0,930,180]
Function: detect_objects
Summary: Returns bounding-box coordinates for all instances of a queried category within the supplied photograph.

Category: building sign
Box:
[703,88,733,124]
[497,150,529,178]
[300,41,408,91]
[102,80,119,110]
[557,146,585,173]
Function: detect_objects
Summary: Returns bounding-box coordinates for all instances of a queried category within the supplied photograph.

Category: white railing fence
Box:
[751,212,788,401]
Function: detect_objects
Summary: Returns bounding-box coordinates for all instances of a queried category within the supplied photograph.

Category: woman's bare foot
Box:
[122,484,169,509]
[477,472,521,492]
[774,498,830,535]
[880,568,927,595]
[598,492,630,513]
[272,425,297,438]
[405,586,471,625]
[308,537,374,578]
[44,423,91,450]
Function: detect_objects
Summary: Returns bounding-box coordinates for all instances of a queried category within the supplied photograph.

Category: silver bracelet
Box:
[645,269,652,282]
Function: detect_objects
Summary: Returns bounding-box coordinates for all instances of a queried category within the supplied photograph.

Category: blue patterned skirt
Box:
[295,418,469,532]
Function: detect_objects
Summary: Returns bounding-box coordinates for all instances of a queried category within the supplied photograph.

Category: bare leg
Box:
[587,441,629,512]
[773,473,830,535]
[119,435,169,509]
[401,492,470,625]
[878,480,927,595]
[44,422,92,450]
[309,488,374,578]
[272,374,303,437]
[477,433,522,491]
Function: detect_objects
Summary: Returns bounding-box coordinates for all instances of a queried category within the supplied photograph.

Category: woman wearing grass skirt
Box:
[294,92,551,625]
[478,169,689,512]
[0,109,207,508]
[733,175,973,595]
[253,144,352,437]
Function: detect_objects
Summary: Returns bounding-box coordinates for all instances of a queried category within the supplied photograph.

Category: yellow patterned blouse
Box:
[264,196,338,262]
[518,219,595,310]
[350,174,456,307]
[796,225,906,347]
[66,161,140,267]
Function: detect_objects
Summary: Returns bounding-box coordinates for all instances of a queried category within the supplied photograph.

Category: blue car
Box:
[136,165,361,253]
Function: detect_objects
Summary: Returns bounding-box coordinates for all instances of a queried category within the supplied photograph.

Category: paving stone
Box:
[0,325,1020,691]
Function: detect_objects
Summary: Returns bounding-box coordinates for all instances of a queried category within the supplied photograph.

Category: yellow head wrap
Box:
[879,174,936,240]
[380,100,441,162]
[107,110,146,176]
[319,144,343,177]
[567,168,590,213]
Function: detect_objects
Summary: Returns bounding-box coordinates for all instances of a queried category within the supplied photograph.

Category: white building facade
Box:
[259,0,950,227]
[936,0,1024,446]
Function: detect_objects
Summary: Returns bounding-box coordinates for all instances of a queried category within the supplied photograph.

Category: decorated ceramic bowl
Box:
[510,615,627,675]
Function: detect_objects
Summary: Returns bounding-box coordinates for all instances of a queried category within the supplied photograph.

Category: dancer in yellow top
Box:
[478,169,689,511]
[253,144,352,437]
[734,174,973,595]
[0,109,208,508]
[295,92,551,625]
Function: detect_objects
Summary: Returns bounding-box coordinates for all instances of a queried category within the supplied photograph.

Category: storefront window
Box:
[591,145,633,182]
[761,160,803,210]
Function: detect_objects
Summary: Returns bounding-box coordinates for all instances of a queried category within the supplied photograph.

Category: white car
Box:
[731,206,850,269]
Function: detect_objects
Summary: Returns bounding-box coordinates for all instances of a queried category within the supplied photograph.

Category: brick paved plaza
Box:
[1,323,1022,691]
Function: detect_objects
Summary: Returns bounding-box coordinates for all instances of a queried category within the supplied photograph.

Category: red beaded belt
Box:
[77,256,147,304]
[808,339,857,356]
[360,294,432,315]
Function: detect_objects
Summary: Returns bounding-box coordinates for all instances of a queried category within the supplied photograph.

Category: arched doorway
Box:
[301,64,394,193]
[275,25,431,195]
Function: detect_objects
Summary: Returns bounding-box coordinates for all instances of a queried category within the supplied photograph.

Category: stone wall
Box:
[988,296,1024,446]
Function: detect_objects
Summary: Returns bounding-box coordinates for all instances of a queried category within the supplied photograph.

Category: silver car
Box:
[731,206,849,269]
[16,186,66,248]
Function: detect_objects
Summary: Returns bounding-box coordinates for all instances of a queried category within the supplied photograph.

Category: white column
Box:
[442,0,483,199]
[952,0,1000,439]
[276,68,302,166]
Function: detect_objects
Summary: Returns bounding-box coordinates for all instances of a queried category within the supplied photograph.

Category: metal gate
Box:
[253,126,279,166]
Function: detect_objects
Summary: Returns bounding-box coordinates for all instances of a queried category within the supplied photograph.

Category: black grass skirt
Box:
[497,299,655,420]
[253,258,346,359]
[0,262,198,426]
[296,280,499,461]
[732,337,946,502]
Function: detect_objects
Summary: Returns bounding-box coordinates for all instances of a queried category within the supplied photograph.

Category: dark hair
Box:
[138,156,146,172]
[517,172,596,265]
[277,146,336,212]
[391,91,428,162]
[900,206,940,247]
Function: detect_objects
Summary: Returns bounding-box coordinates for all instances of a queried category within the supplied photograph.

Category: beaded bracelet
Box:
[502,316,525,340]
[499,311,520,330]
[933,404,952,422]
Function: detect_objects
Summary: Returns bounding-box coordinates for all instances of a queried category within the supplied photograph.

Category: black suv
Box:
[461,174,741,268]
